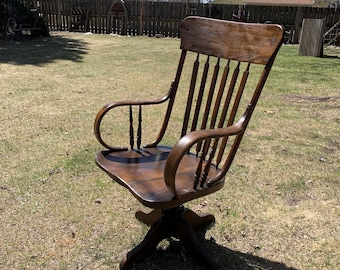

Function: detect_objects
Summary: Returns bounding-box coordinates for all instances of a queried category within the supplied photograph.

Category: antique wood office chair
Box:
[95,16,284,269]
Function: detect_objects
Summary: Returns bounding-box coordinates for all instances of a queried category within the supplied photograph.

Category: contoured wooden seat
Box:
[95,16,284,269]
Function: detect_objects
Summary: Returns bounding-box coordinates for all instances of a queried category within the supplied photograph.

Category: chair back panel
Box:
[161,17,284,189]
[174,55,252,187]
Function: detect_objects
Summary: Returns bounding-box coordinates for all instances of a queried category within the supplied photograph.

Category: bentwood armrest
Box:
[164,120,244,199]
[94,95,170,150]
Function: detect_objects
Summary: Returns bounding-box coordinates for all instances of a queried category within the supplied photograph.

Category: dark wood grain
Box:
[180,16,284,65]
[94,16,284,269]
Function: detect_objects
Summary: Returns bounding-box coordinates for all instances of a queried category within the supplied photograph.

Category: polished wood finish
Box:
[96,147,225,209]
[94,16,284,269]
[136,208,215,230]
[120,206,218,270]
[180,17,284,65]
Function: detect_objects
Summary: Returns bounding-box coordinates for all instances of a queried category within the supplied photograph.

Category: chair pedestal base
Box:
[120,206,218,270]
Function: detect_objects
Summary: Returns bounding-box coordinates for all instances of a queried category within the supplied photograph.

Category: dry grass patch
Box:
[0,33,339,270]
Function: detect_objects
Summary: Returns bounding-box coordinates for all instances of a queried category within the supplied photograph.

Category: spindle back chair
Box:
[94,16,284,269]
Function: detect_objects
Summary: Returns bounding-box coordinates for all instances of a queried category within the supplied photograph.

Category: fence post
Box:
[294,7,303,43]
[139,0,144,35]
[57,0,61,31]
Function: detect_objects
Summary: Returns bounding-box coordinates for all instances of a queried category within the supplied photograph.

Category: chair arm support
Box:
[164,120,244,198]
[94,96,169,150]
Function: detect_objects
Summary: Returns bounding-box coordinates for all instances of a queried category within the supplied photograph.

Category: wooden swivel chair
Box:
[94,16,284,269]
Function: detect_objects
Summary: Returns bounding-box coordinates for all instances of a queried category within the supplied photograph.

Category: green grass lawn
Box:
[0,32,339,270]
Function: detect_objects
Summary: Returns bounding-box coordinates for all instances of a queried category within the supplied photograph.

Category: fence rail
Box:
[13,0,340,40]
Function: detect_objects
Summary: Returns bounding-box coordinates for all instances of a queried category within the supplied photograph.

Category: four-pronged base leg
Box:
[120,206,218,269]
[120,216,169,270]
[136,207,215,229]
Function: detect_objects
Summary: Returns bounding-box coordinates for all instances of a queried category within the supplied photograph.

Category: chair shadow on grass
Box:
[128,226,297,270]
[0,35,88,65]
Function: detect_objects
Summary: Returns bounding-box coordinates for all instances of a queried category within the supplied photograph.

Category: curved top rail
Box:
[180,16,284,65]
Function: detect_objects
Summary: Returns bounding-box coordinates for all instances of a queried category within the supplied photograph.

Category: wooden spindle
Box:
[181,54,199,138]
[191,56,210,139]
[217,63,250,165]
[216,61,240,166]
[203,62,231,169]
[137,105,142,149]
[194,157,203,190]
[199,139,212,187]
[129,105,134,149]
[196,58,220,154]
[228,63,250,126]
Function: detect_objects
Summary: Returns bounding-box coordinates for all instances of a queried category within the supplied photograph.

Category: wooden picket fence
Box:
[15,0,340,40]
